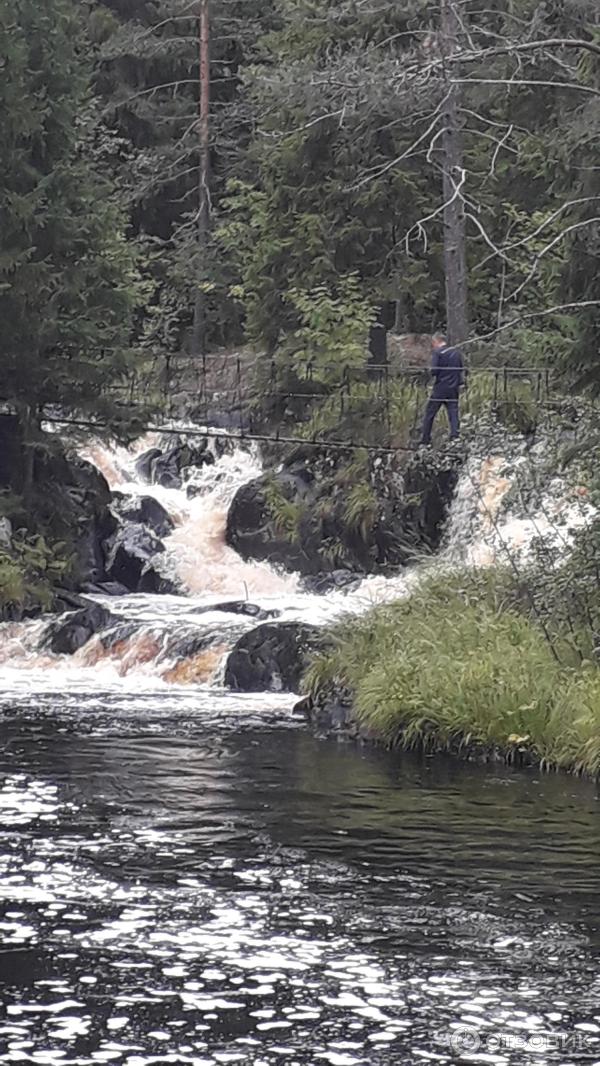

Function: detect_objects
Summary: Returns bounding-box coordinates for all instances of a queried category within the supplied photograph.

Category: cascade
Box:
[0,432,595,699]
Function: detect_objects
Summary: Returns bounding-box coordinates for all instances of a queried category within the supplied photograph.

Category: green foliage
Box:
[285,277,376,383]
[264,480,303,542]
[0,0,141,422]
[0,533,70,615]
[343,483,379,541]
[304,571,600,776]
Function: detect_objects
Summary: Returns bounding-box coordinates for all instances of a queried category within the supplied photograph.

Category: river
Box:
[1,437,599,1065]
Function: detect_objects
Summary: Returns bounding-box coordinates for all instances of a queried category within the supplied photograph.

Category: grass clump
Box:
[303,571,600,776]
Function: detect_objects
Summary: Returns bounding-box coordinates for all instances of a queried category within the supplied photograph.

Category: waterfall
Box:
[83,435,300,600]
[0,434,595,697]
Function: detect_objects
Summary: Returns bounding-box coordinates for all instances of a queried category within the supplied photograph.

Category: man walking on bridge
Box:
[420,333,464,446]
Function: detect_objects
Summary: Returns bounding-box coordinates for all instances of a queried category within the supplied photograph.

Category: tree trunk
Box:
[18,403,36,504]
[440,0,469,347]
[192,0,210,356]
[393,288,404,334]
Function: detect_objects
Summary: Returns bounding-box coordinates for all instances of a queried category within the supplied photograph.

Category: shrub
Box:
[0,533,70,617]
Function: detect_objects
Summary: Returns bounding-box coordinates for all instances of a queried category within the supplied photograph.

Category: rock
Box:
[189,601,279,621]
[150,446,184,489]
[54,589,90,612]
[149,439,216,489]
[111,494,174,539]
[225,622,325,693]
[373,452,460,565]
[226,446,463,578]
[0,416,116,589]
[0,517,12,550]
[26,452,118,587]
[301,570,360,595]
[135,447,162,484]
[226,470,320,575]
[81,580,131,597]
[45,602,113,655]
[300,688,356,736]
[104,524,167,593]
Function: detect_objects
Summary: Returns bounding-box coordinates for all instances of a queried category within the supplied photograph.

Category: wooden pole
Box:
[440,0,469,347]
[192,0,210,356]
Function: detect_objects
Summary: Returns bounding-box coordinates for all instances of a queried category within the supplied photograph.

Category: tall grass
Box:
[303,572,600,776]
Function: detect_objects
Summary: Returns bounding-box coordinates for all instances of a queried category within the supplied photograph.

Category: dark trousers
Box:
[420,387,460,444]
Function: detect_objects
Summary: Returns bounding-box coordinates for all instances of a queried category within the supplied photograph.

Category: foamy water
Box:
[1,433,595,693]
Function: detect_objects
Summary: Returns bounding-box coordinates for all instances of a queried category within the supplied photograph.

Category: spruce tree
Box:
[0,0,139,433]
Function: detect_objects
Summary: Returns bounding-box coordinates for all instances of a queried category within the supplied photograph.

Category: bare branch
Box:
[507,218,600,302]
[465,302,600,346]
[451,77,600,97]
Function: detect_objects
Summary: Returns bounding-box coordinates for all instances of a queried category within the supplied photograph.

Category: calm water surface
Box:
[1,688,600,1065]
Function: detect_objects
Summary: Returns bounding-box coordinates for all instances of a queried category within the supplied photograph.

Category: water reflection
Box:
[1,699,600,1065]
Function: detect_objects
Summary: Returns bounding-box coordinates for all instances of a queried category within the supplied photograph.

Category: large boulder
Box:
[111,493,174,539]
[0,416,116,590]
[31,451,118,586]
[135,447,162,484]
[226,447,462,578]
[104,524,168,593]
[225,622,325,693]
[371,452,460,566]
[136,438,216,490]
[226,468,321,575]
[45,602,113,655]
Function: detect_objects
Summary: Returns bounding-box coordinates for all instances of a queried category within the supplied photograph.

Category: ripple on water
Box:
[1,707,600,1064]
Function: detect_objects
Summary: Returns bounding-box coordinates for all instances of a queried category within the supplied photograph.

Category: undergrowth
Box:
[0,533,70,618]
[303,571,600,777]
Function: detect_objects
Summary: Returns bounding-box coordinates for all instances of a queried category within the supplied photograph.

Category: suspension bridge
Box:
[2,348,597,665]
[27,352,584,455]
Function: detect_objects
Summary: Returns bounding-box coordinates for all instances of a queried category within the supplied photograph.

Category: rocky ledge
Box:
[226,445,462,577]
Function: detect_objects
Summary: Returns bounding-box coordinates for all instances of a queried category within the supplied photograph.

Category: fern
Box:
[343,482,378,541]
[264,482,303,543]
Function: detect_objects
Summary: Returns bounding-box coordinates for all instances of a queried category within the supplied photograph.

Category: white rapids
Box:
[0,432,595,701]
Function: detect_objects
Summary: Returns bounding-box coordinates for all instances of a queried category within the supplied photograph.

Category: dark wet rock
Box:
[134,448,162,484]
[81,580,131,597]
[111,493,174,539]
[149,439,216,490]
[54,589,90,612]
[225,622,325,693]
[372,453,460,566]
[0,415,116,591]
[190,601,279,621]
[226,447,462,578]
[299,687,359,739]
[226,469,319,576]
[301,570,361,595]
[150,446,184,490]
[99,621,140,650]
[36,454,118,586]
[45,602,113,655]
[104,524,167,593]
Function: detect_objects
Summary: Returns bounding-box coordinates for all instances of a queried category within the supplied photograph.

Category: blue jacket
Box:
[431,346,464,392]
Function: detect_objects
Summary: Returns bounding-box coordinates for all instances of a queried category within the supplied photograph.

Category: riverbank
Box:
[301,569,600,778]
